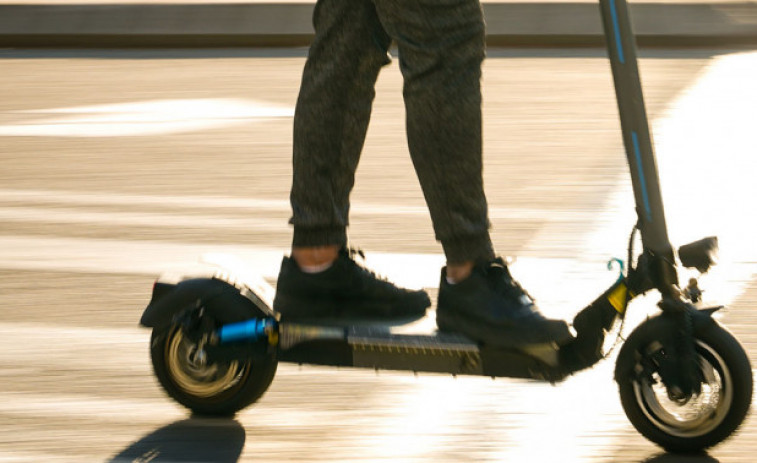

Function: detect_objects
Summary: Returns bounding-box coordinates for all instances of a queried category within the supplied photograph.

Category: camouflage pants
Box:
[289,0,494,264]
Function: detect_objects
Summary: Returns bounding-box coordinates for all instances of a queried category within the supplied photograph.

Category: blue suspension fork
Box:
[216,318,279,345]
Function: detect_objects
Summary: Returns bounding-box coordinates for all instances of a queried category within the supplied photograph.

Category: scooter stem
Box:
[599,0,679,294]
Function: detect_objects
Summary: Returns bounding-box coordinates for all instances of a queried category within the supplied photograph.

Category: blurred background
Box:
[1,0,757,461]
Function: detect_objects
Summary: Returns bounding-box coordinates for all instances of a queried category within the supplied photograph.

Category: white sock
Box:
[299,261,334,274]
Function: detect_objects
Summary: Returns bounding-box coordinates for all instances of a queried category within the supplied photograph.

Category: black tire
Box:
[150,324,278,416]
[616,315,752,452]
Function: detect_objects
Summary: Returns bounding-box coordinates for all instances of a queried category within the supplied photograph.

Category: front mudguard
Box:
[140,277,275,330]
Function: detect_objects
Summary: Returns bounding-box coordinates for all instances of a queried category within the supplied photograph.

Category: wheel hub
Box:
[635,341,732,438]
[166,328,244,398]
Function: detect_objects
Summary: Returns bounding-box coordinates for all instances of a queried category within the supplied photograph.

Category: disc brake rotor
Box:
[634,340,733,437]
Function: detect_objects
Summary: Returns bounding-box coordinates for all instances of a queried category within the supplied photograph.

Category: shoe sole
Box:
[436,308,574,350]
[279,313,428,327]
[274,293,431,326]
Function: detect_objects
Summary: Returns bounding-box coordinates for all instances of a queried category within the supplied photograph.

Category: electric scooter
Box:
[139,0,753,453]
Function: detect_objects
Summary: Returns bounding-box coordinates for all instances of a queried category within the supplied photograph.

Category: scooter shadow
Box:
[109,416,245,463]
[642,453,720,463]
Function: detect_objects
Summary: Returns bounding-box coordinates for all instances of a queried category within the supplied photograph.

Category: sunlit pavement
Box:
[0,47,756,462]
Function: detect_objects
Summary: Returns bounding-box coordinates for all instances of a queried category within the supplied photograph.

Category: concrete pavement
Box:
[1,0,757,48]
[2,49,757,461]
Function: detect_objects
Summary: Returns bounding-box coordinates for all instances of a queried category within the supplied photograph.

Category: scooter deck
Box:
[276,323,567,382]
[160,257,577,383]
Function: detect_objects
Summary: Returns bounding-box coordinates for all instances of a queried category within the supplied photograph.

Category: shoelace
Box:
[347,247,366,261]
[486,260,537,304]
[343,247,392,283]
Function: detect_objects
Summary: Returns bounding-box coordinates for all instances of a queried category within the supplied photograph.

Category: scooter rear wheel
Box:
[150,323,278,416]
[616,316,752,452]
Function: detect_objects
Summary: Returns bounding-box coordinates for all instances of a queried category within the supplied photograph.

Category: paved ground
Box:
[0,47,756,462]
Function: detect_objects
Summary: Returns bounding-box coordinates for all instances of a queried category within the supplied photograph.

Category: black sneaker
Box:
[436,257,573,348]
[274,248,431,324]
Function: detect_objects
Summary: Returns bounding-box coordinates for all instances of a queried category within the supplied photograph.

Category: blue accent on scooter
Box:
[609,0,625,64]
[631,131,653,223]
[218,318,271,343]
[607,258,626,283]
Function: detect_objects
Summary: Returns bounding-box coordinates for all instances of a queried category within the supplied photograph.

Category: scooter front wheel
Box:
[616,315,752,452]
[150,324,278,416]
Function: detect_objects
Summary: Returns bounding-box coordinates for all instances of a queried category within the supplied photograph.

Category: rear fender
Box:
[140,277,275,330]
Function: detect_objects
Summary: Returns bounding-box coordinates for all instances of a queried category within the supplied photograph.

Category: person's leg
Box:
[373,0,494,272]
[275,0,430,321]
[373,0,572,347]
[290,0,392,267]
